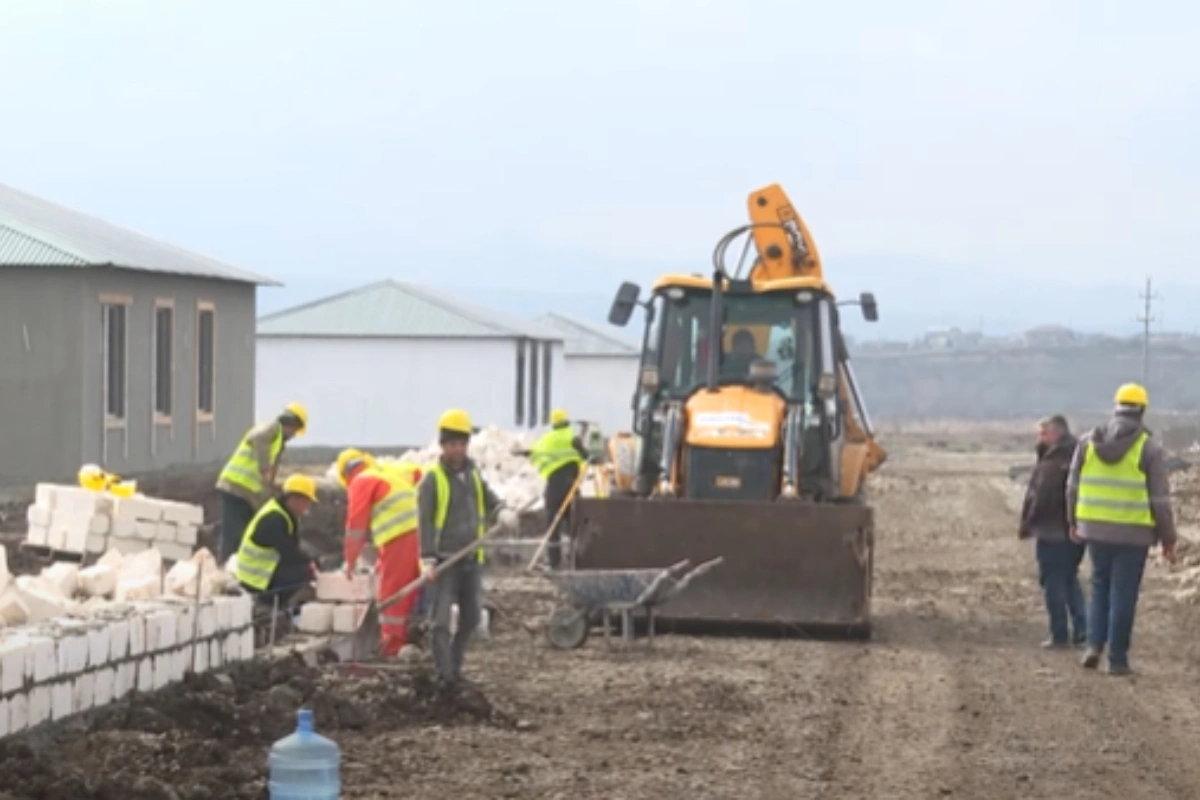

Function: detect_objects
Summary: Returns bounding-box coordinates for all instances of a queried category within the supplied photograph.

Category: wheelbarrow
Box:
[543,557,724,650]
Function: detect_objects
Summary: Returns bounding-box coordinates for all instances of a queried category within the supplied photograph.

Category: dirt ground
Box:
[7,439,1200,798]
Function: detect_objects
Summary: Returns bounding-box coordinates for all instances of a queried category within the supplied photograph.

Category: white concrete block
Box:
[26,505,50,527]
[41,562,79,597]
[25,524,48,547]
[153,654,171,689]
[134,521,158,541]
[126,615,144,657]
[86,534,108,554]
[114,662,135,699]
[116,574,161,602]
[209,639,223,669]
[110,536,148,555]
[230,593,253,628]
[0,588,27,627]
[79,564,118,598]
[176,524,199,546]
[93,667,114,707]
[331,604,366,634]
[159,541,194,563]
[239,628,254,660]
[0,636,29,694]
[197,603,217,638]
[26,636,56,683]
[87,624,111,668]
[174,605,196,645]
[111,517,136,539]
[297,602,334,634]
[155,521,177,542]
[55,629,90,675]
[51,681,73,720]
[17,583,69,623]
[74,672,94,713]
[213,596,236,631]
[114,496,163,523]
[316,572,371,603]
[192,641,209,673]
[222,632,240,662]
[46,524,66,551]
[161,501,204,526]
[9,692,27,734]
[34,483,56,510]
[171,648,188,681]
[136,658,154,692]
[58,487,113,516]
[28,686,49,728]
[145,609,177,652]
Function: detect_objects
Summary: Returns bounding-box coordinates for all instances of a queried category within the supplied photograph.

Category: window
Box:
[197,303,215,416]
[153,303,174,419]
[528,341,540,428]
[514,339,526,426]
[102,301,128,421]
[541,341,552,425]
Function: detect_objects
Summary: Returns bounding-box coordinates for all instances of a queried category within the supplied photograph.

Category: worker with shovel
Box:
[529,409,590,569]
[417,409,517,686]
[337,448,423,657]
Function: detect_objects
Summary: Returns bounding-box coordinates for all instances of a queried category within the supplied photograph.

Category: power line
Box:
[1135,275,1156,385]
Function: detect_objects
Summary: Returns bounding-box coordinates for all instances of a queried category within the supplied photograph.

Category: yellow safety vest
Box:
[235,498,294,591]
[1075,431,1154,527]
[360,466,418,547]
[219,424,284,497]
[530,426,584,480]
[431,463,487,564]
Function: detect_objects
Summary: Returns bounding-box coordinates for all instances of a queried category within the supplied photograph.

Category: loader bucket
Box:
[573,496,874,638]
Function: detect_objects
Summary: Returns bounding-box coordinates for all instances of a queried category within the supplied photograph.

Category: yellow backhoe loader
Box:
[573,184,887,637]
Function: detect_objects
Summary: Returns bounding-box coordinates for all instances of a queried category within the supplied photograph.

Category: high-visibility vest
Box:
[359,466,418,548]
[1075,431,1154,527]
[431,463,487,564]
[219,423,284,497]
[235,498,294,591]
[530,426,584,480]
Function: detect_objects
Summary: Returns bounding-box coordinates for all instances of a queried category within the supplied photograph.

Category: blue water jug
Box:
[268,708,341,800]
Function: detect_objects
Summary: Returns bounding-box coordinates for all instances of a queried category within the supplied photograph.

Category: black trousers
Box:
[219,491,255,563]
[543,464,580,569]
[241,561,314,609]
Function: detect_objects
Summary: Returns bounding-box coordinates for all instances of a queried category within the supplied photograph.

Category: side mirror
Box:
[608,282,641,327]
[860,292,878,322]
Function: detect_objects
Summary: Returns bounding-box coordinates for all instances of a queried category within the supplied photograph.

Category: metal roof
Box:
[0,182,278,286]
[536,313,641,356]
[258,280,563,340]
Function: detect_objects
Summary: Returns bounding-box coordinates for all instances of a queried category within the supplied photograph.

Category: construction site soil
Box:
[7,433,1200,798]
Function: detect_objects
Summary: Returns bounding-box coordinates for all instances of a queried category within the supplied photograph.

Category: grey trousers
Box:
[429,560,482,681]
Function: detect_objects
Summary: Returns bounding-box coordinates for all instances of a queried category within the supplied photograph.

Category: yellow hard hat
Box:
[282,402,309,435]
[550,408,569,426]
[78,464,107,492]
[335,448,374,486]
[282,474,319,502]
[438,408,473,435]
[1114,383,1149,408]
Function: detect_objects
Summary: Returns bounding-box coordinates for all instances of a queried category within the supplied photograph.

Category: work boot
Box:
[1072,629,1088,646]
[1041,638,1070,650]
[1106,663,1133,677]
[1081,648,1103,670]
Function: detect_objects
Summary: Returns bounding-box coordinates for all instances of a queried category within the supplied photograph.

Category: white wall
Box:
[256,337,565,447]
[561,354,641,435]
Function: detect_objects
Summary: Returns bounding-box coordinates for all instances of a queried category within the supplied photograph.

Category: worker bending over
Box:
[529,408,589,569]
[418,409,516,685]
[1067,382,1177,676]
[235,474,320,609]
[338,449,423,657]
[216,403,309,561]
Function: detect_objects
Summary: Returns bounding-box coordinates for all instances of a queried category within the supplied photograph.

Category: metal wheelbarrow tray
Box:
[543,557,724,649]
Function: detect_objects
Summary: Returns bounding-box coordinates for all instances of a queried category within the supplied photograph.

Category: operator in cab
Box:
[721,329,761,379]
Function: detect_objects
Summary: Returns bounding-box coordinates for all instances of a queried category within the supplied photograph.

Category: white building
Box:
[256,280,564,447]
[535,313,641,436]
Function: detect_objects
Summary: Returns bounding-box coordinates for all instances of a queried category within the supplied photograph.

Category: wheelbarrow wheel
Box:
[545,606,590,650]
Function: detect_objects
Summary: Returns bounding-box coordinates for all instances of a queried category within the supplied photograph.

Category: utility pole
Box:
[1136,275,1156,385]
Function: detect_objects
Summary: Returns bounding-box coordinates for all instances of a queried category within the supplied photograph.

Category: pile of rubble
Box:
[324,426,546,510]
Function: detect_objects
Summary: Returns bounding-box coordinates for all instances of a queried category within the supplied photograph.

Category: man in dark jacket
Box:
[1020,414,1087,648]
[1067,383,1177,675]
[234,474,320,609]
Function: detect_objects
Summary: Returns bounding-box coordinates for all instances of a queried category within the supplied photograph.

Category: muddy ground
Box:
[6,439,1200,798]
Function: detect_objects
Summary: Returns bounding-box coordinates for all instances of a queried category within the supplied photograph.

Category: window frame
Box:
[196,300,216,421]
[152,298,175,425]
[99,294,131,429]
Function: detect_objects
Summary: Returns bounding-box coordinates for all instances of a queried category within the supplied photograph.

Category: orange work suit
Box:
[344,467,423,656]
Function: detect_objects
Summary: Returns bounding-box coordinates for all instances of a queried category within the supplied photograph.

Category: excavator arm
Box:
[747,184,824,281]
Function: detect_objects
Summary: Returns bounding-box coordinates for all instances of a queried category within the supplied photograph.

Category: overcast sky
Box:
[1,0,1196,311]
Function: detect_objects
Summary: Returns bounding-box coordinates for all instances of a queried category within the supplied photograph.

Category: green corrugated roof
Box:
[535,313,640,356]
[0,182,278,286]
[257,280,563,340]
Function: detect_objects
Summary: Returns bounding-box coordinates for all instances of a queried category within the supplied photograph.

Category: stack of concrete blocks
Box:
[0,592,255,738]
[295,572,373,635]
[24,485,202,562]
